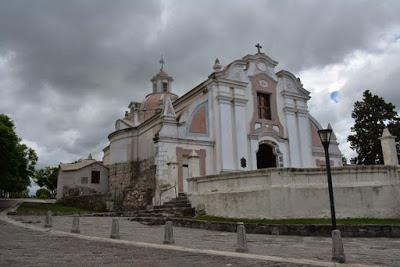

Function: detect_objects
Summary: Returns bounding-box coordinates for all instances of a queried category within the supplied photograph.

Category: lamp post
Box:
[317,127,336,230]
[318,125,346,263]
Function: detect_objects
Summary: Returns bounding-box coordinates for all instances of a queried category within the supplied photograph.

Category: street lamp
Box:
[318,125,346,263]
[317,127,336,229]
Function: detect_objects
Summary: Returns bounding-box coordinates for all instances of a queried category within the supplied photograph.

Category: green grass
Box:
[194,215,400,225]
[16,202,92,215]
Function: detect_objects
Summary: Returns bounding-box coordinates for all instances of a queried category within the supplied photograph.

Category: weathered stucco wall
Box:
[187,166,400,219]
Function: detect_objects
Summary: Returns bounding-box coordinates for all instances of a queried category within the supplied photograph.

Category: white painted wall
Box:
[56,163,109,200]
[188,166,400,219]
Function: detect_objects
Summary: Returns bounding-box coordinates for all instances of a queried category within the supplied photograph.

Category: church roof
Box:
[142,92,178,110]
[59,159,106,171]
[151,69,173,82]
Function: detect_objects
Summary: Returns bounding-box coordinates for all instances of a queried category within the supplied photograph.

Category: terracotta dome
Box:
[142,92,178,110]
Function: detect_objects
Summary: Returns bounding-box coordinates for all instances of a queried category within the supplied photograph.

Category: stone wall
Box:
[187,165,400,219]
[60,193,109,212]
[108,158,156,209]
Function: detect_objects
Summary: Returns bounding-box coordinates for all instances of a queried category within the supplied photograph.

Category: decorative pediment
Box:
[242,53,278,68]
[214,53,279,82]
[276,70,311,100]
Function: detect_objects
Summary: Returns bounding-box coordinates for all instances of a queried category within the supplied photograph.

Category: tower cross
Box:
[159,55,165,70]
[255,43,262,53]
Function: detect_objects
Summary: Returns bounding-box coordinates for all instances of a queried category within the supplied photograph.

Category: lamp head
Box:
[318,128,333,147]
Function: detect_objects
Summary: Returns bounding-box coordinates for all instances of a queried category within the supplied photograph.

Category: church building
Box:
[102,46,342,205]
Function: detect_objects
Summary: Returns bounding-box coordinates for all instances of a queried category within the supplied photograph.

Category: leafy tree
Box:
[348,90,400,165]
[33,167,58,198]
[0,114,38,196]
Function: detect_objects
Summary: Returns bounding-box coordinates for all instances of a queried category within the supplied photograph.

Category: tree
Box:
[347,90,400,165]
[33,167,58,198]
[0,114,38,196]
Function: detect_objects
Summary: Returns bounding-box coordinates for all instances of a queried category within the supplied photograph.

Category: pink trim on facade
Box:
[310,121,323,147]
[189,104,207,133]
[249,73,284,138]
[176,147,206,193]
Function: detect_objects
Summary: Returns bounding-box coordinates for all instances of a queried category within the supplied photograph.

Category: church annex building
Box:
[102,47,342,206]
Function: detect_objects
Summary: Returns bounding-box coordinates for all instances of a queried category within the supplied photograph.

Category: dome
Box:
[142,92,178,110]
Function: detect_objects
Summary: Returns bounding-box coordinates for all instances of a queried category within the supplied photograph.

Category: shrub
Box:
[36,188,50,199]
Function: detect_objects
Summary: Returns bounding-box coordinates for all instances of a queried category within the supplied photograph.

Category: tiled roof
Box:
[59,159,100,171]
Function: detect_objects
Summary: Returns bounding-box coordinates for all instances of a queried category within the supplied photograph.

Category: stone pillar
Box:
[44,211,52,228]
[380,128,399,165]
[188,151,200,178]
[332,230,346,263]
[71,215,80,233]
[110,219,120,239]
[163,221,175,244]
[235,222,248,252]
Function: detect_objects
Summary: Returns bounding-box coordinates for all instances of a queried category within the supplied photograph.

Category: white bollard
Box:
[236,222,248,252]
[44,210,52,228]
[332,229,346,263]
[163,221,175,244]
[71,215,80,233]
[110,219,120,239]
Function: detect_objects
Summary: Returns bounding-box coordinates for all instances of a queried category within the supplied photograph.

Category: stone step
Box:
[164,200,190,205]
[160,203,191,208]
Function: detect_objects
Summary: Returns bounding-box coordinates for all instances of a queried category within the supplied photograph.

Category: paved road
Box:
[0,199,18,211]
[12,215,400,266]
[0,220,311,267]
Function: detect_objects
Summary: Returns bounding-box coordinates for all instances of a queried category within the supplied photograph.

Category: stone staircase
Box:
[130,193,195,223]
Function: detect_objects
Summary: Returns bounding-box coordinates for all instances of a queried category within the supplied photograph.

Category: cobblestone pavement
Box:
[0,220,312,267]
[12,215,400,266]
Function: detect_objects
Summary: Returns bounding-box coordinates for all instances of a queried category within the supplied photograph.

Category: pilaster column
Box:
[297,111,313,167]
[188,151,200,178]
[285,108,301,167]
[217,90,235,171]
[233,89,248,170]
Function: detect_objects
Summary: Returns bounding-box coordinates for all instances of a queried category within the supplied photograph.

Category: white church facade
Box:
[103,47,342,205]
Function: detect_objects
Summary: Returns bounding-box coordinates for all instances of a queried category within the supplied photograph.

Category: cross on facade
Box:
[159,55,165,70]
[255,43,262,53]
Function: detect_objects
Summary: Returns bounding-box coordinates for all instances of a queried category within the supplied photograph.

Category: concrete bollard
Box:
[235,222,248,252]
[110,219,120,239]
[71,215,80,234]
[44,210,52,228]
[332,229,346,263]
[163,221,175,244]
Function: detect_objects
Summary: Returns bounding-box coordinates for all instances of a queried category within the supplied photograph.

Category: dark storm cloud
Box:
[1,0,400,165]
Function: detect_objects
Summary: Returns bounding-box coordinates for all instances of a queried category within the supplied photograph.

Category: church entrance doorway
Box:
[256,143,277,169]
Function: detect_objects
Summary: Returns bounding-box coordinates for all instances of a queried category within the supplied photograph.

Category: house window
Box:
[81,177,88,184]
[91,171,100,184]
[162,82,168,92]
[257,92,271,120]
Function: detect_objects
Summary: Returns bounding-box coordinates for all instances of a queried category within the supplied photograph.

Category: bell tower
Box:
[151,56,174,93]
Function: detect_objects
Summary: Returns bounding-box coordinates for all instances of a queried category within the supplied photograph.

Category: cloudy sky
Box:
[1,0,400,170]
